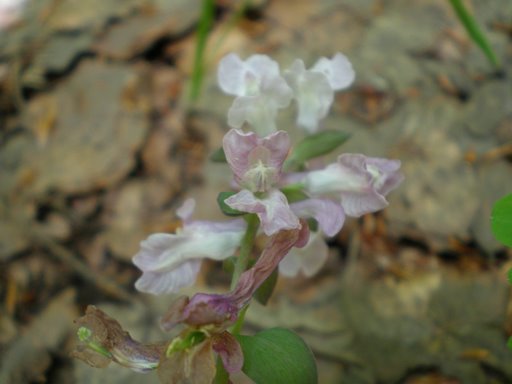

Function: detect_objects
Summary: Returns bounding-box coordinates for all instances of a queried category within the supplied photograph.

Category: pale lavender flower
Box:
[303,154,404,217]
[133,199,246,295]
[284,52,355,133]
[217,53,293,135]
[223,129,300,235]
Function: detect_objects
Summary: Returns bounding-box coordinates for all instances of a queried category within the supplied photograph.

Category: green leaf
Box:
[254,268,278,305]
[284,130,350,170]
[217,192,245,216]
[448,0,500,68]
[236,328,318,384]
[210,147,227,162]
[281,185,309,203]
[491,194,512,247]
[507,336,512,351]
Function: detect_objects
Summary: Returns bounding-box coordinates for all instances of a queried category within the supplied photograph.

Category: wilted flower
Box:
[217,53,293,135]
[159,224,308,382]
[72,306,165,373]
[284,52,355,133]
[303,154,404,217]
[133,199,246,295]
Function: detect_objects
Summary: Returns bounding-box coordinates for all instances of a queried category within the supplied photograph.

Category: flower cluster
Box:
[218,52,355,134]
[74,51,403,383]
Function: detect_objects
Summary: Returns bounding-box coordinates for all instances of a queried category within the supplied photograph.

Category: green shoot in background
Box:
[448,0,500,68]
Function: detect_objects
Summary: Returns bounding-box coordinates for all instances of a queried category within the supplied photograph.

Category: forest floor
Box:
[1,0,512,383]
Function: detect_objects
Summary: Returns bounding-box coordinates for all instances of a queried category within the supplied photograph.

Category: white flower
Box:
[133,199,246,295]
[217,53,293,135]
[284,52,355,133]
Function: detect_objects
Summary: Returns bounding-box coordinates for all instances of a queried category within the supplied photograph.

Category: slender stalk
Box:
[448,0,500,68]
[230,305,249,336]
[189,0,215,102]
[230,214,259,290]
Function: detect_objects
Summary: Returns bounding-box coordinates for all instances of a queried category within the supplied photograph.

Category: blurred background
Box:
[0,0,511,383]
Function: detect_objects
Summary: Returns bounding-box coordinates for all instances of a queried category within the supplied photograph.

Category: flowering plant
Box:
[73,52,403,383]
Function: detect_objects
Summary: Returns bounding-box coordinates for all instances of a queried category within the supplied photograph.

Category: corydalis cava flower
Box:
[303,154,403,217]
[284,52,355,133]
[217,53,293,135]
[133,199,246,295]
[74,226,308,382]
[223,128,301,236]
[218,52,355,135]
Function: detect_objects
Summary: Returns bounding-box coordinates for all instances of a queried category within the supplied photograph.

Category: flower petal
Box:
[223,128,290,191]
[284,59,334,133]
[312,52,355,90]
[212,331,244,373]
[134,260,202,295]
[291,198,345,237]
[217,53,248,96]
[227,94,279,134]
[225,189,300,236]
[279,231,329,277]
[303,154,403,217]
[133,220,245,295]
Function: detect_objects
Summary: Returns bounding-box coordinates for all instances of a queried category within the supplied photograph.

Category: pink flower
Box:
[133,199,246,295]
[223,129,300,235]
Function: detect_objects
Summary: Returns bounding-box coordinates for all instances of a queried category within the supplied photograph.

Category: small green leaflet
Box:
[217,192,244,216]
[236,328,318,384]
[491,193,512,247]
[285,130,350,170]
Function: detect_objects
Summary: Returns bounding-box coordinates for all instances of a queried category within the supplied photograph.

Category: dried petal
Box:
[158,339,216,384]
[212,331,244,374]
[72,306,165,373]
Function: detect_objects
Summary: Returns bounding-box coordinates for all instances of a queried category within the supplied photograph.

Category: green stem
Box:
[230,214,259,290]
[189,0,215,102]
[230,305,249,336]
[448,0,500,68]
